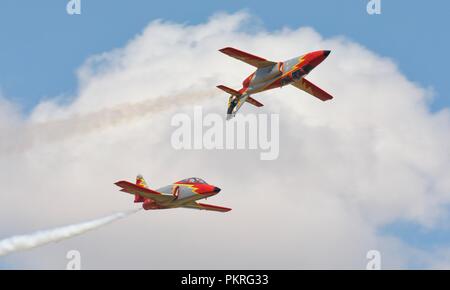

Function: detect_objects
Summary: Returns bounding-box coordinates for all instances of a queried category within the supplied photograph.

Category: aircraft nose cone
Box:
[213,187,221,193]
[323,50,331,57]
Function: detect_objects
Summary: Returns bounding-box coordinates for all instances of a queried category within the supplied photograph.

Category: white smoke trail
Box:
[0,208,140,257]
[1,88,219,155]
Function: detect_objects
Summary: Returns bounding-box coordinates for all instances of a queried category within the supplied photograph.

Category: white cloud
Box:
[1,12,450,269]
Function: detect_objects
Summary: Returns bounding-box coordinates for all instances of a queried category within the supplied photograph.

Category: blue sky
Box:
[0,0,449,113]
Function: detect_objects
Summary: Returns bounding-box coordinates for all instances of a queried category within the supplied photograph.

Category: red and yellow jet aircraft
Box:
[115,175,231,212]
[217,47,333,119]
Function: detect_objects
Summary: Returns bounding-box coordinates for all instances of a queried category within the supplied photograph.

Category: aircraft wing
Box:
[114,180,173,203]
[291,78,333,101]
[219,47,276,68]
[182,202,231,212]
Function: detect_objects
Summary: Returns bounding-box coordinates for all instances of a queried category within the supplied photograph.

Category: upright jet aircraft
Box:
[217,47,333,119]
[115,175,231,212]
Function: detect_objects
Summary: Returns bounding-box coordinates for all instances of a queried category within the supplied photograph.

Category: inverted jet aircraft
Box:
[115,175,231,212]
[217,47,333,119]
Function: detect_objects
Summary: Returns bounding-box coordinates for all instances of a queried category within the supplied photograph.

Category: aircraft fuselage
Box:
[242,50,330,96]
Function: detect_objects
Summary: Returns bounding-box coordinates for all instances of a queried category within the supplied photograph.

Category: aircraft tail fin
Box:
[217,85,241,96]
[134,174,148,203]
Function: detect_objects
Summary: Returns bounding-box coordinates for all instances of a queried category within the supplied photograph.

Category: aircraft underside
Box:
[219,47,333,119]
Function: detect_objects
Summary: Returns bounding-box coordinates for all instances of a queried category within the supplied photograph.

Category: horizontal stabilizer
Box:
[217,85,241,96]
[246,96,264,107]
[115,180,173,204]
